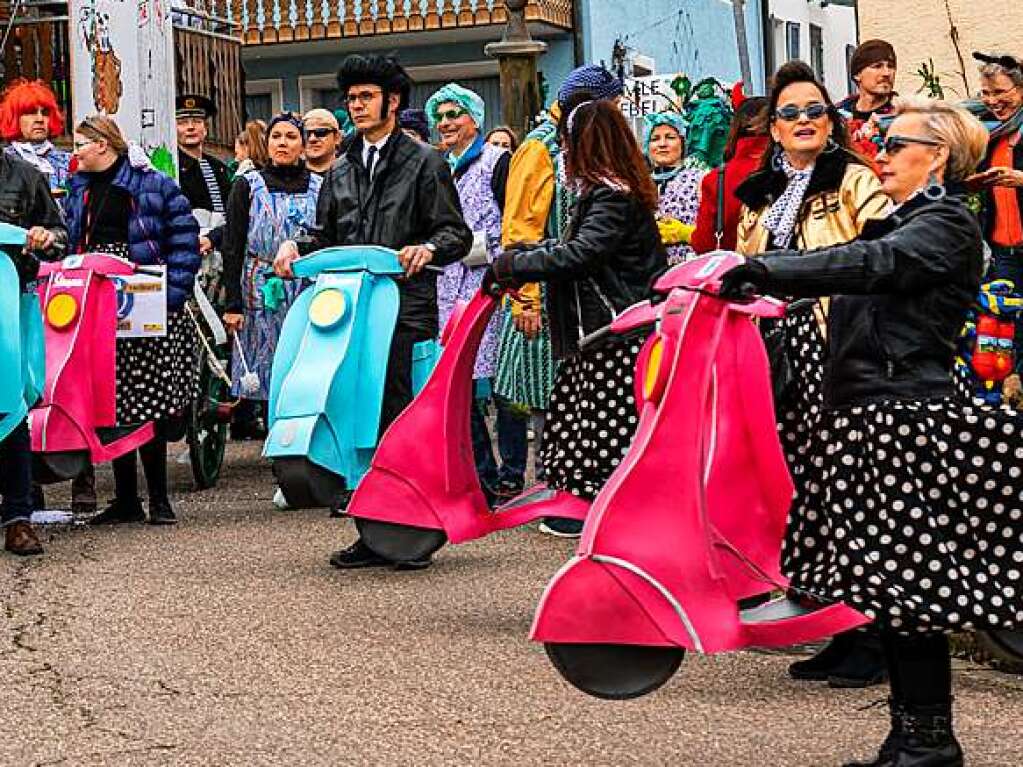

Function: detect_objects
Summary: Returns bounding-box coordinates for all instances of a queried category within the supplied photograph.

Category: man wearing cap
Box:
[495,63,624,538]
[836,39,898,157]
[273,54,471,571]
[176,94,232,253]
[302,108,341,176]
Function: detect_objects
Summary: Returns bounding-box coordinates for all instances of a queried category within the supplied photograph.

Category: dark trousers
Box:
[379,327,432,435]
[112,435,169,504]
[985,244,1023,372]
[470,393,528,491]
[0,420,33,526]
[880,629,952,706]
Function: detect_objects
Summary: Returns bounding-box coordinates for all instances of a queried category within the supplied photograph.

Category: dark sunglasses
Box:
[880,134,943,156]
[774,103,829,122]
[306,127,337,139]
[435,107,467,122]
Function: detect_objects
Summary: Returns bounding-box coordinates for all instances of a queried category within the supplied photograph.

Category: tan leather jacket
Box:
[735,151,889,256]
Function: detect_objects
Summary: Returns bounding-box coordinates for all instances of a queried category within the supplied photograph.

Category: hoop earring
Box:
[923,172,946,201]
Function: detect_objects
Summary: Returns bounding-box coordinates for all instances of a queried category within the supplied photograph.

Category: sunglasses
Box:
[774,103,829,122]
[880,134,943,156]
[306,127,337,139]
[435,108,467,122]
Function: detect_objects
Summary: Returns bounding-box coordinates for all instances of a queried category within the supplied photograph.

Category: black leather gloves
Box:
[717,259,769,301]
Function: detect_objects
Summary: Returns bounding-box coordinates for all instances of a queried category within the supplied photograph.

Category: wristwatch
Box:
[423,242,437,253]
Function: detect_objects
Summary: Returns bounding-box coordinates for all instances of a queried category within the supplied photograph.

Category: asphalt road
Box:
[1,442,1021,766]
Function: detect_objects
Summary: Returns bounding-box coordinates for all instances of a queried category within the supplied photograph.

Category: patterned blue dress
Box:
[230,169,322,399]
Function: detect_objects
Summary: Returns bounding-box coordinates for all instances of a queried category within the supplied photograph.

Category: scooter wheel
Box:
[977,630,1023,671]
[272,457,346,509]
[355,517,447,563]
[544,642,685,700]
[32,451,91,484]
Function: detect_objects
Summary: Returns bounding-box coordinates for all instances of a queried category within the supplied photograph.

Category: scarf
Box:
[447,134,484,174]
[9,140,56,178]
[652,164,683,187]
[762,153,815,249]
[990,105,1023,143]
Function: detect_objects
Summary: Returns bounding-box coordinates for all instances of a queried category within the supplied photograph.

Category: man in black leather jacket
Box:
[0,151,67,557]
[274,54,471,570]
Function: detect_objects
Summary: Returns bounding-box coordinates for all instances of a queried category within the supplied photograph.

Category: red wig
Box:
[0,79,65,141]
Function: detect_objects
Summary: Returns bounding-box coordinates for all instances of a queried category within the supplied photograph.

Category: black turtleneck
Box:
[221,162,314,312]
[82,155,131,246]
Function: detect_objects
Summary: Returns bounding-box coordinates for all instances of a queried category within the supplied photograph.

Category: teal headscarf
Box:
[426,83,485,130]
[642,111,687,156]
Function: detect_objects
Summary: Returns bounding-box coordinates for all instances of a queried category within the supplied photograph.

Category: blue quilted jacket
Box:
[65,159,200,310]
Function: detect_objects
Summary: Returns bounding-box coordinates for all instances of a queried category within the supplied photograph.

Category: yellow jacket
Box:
[500,104,562,315]
[736,161,889,256]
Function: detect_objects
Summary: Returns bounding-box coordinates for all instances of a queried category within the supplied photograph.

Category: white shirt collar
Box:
[361,134,389,167]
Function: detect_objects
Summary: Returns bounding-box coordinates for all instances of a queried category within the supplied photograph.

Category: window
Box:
[244,94,273,123]
[846,44,858,94]
[786,22,801,62]
[810,24,825,81]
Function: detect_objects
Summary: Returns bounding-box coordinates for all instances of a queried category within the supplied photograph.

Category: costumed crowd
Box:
[1,36,1022,767]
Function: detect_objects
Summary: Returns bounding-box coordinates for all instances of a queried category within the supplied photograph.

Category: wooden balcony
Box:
[229,0,573,45]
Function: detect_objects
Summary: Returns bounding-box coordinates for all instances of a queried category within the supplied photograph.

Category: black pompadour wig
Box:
[337,54,411,111]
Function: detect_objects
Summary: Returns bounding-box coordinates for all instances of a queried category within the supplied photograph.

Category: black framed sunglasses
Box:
[880,134,943,156]
[774,103,829,122]
[435,107,467,122]
[306,127,337,139]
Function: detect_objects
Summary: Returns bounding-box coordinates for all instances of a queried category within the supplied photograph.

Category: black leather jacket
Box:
[756,192,982,409]
[306,130,472,336]
[495,185,667,359]
[0,152,68,284]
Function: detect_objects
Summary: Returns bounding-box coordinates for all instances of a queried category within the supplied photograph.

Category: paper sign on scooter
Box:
[114,267,167,338]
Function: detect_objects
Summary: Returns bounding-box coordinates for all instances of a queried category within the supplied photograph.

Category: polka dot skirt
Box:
[93,243,198,427]
[540,339,642,501]
[777,312,1023,634]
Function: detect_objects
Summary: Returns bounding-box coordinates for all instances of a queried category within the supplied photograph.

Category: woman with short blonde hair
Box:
[720,101,1021,767]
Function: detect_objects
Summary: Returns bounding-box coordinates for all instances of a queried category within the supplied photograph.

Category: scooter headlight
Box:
[46,293,79,330]
[308,288,347,330]
[642,335,668,404]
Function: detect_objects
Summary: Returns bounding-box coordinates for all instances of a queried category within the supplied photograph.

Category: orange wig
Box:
[0,79,65,141]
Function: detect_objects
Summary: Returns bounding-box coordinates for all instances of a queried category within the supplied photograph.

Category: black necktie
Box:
[366,145,377,181]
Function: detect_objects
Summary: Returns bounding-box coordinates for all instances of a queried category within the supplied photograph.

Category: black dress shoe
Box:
[328,539,431,571]
[328,488,353,518]
[88,498,146,525]
[147,499,178,526]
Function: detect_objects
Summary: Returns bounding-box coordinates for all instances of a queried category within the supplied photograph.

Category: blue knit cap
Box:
[425,83,485,129]
[267,112,305,140]
[399,108,431,142]
[557,64,624,105]
[642,111,687,155]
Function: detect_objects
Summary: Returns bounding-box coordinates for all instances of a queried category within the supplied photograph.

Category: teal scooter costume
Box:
[264,245,438,508]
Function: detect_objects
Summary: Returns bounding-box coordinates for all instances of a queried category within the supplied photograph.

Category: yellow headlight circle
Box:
[308,288,347,329]
[643,336,665,402]
[46,293,79,330]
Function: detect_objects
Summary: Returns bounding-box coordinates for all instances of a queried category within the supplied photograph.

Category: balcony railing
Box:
[226,0,573,44]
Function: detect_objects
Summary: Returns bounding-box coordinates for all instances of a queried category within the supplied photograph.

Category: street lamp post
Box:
[485,0,547,140]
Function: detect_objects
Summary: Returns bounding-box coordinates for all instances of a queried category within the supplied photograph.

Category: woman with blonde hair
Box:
[721,97,1017,767]
[736,61,891,687]
[64,115,200,526]
[232,119,269,178]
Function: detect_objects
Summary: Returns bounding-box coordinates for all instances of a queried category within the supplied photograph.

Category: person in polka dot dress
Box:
[486,97,667,536]
[721,97,1021,767]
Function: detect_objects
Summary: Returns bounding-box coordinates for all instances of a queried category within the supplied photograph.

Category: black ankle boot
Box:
[844,702,963,767]
[828,631,888,688]
[147,498,178,526]
[88,498,146,525]
[788,631,856,681]
[843,697,906,767]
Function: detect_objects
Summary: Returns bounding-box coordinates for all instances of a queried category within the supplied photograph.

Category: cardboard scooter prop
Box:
[531,253,869,700]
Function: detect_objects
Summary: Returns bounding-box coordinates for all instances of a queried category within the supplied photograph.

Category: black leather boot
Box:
[147,498,178,526]
[844,702,963,767]
[828,630,888,688]
[843,697,906,767]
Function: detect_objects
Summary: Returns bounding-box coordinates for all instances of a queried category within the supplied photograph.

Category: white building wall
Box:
[767,0,858,98]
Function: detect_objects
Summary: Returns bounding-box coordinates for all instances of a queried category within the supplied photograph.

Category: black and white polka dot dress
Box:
[781,372,1023,633]
[94,243,198,427]
[540,339,642,501]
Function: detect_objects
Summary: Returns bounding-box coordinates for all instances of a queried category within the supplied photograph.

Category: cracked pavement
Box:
[1,442,1021,766]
